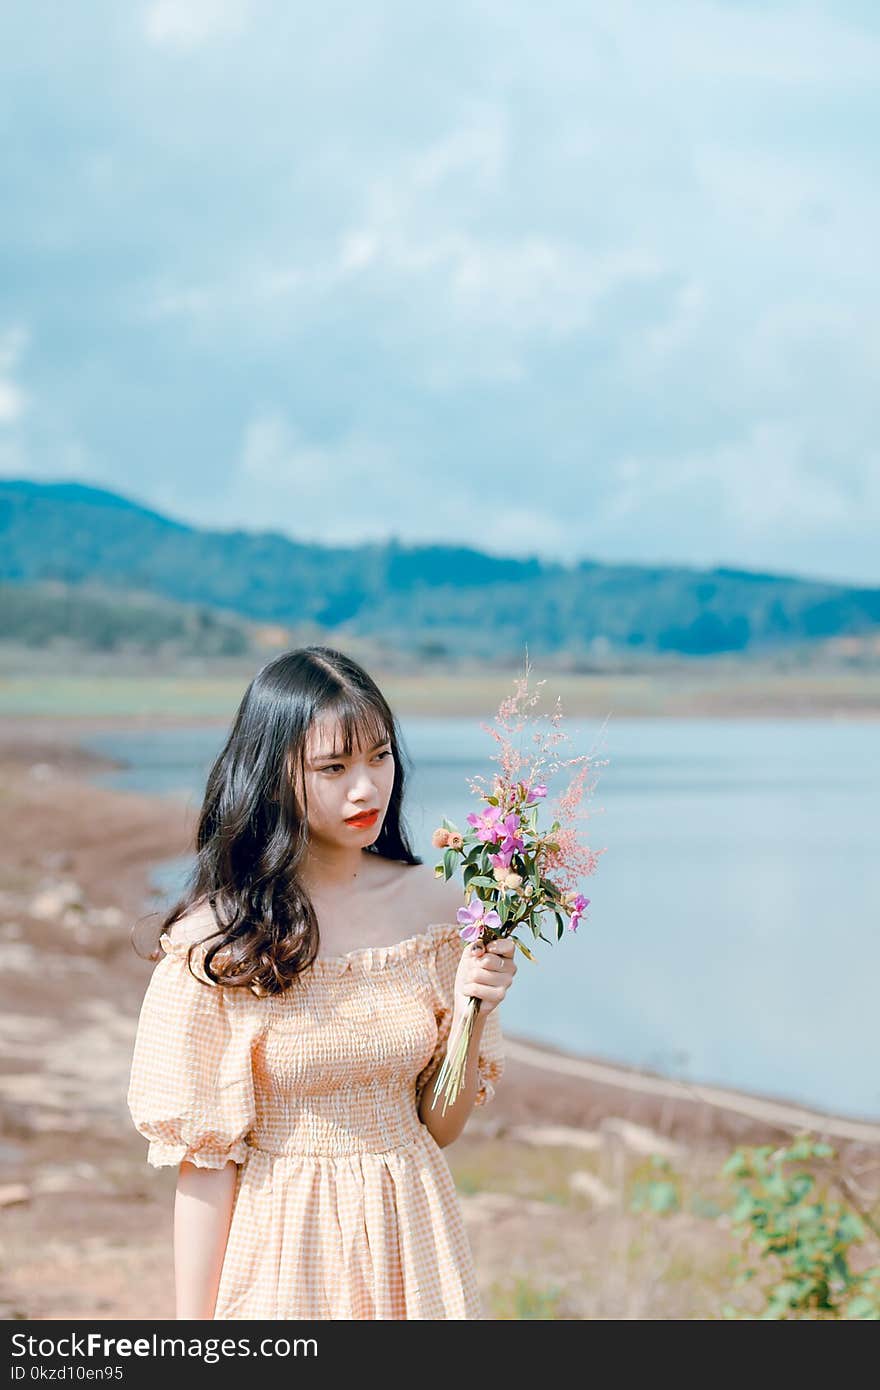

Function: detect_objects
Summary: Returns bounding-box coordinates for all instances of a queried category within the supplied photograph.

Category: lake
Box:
[78,715,880,1121]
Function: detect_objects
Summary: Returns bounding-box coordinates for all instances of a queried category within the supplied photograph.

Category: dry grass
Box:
[449,1130,880,1319]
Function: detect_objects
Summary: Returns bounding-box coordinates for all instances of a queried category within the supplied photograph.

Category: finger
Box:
[487,938,515,956]
[467,981,506,1004]
[475,950,508,970]
[475,961,510,986]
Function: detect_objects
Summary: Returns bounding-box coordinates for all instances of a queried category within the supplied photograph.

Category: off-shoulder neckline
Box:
[158,919,463,976]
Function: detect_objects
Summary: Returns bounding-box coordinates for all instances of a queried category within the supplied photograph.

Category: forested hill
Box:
[2,479,878,660]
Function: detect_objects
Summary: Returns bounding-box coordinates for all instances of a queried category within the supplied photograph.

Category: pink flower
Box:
[525,783,548,804]
[432,827,451,848]
[466,804,504,843]
[447,831,464,851]
[456,898,502,943]
[543,826,602,894]
[498,812,524,856]
[489,848,514,871]
[568,893,590,932]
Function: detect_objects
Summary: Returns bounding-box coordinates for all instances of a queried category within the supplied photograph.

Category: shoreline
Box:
[2,712,877,1141]
[2,655,880,724]
[1,711,877,1319]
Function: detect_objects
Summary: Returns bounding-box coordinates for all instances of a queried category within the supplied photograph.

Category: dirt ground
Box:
[1,715,877,1321]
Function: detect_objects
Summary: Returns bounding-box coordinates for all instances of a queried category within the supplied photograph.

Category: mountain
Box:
[1,479,878,660]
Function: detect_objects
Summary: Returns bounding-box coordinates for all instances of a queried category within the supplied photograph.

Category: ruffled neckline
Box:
[158,920,462,978]
[307,921,461,975]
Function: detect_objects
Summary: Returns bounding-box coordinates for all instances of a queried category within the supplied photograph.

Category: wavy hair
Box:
[131,646,422,993]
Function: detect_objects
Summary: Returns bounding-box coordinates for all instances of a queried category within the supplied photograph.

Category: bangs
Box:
[317,690,392,758]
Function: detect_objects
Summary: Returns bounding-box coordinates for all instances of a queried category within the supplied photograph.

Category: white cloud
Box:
[410,107,509,193]
[0,326,29,426]
[7,0,880,582]
[139,104,665,380]
[143,0,253,48]
[0,381,26,425]
[606,421,854,536]
[230,410,574,554]
[601,1,880,84]
[235,412,403,541]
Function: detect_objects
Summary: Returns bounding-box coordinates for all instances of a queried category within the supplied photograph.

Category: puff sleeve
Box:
[126,931,261,1169]
[415,926,505,1111]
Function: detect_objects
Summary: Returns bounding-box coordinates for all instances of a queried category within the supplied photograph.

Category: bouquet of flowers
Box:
[429,658,608,1113]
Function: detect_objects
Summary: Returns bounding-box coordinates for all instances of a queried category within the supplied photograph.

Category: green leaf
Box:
[845,1296,880,1320]
[837,1212,865,1243]
[649,1182,680,1214]
[511,935,537,962]
[442,847,459,881]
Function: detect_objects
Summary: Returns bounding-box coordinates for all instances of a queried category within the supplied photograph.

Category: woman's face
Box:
[295,714,395,849]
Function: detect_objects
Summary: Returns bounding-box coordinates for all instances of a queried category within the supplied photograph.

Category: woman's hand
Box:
[454,935,517,1017]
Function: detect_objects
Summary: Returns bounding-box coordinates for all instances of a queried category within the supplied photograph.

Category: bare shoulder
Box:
[401,861,467,928]
[165,897,225,949]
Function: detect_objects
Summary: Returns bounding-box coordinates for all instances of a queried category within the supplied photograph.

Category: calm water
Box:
[79,716,880,1120]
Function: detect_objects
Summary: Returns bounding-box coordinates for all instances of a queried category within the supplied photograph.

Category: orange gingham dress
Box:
[126,920,504,1320]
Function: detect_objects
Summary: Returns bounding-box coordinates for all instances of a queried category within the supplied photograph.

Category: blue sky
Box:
[1,1,878,584]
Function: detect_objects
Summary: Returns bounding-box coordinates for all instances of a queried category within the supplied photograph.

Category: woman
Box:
[126,644,515,1320]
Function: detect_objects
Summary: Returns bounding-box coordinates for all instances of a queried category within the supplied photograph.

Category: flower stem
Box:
[430,995,482,1114]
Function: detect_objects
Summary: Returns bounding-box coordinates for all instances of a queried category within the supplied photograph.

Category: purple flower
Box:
[456,898,503,943]
[466,804,504,843]
[526,783,548,804]
[498,812,524,856]
[490,848,514,871]
[568,893,590,932]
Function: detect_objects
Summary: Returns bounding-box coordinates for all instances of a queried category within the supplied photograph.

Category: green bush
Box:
[721,1135,880,1320]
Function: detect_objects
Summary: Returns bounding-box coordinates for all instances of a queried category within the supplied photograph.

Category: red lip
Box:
[345,809,380,825]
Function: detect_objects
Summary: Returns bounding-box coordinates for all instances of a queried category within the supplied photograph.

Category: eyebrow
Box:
[311,739,391,761]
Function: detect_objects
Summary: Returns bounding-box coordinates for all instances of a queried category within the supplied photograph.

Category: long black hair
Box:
[131,646,422,993]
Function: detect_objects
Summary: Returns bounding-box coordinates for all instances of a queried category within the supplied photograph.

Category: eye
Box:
[318,749,392,774]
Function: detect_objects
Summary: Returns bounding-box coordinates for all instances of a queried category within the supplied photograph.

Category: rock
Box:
[87,906,124,929]
[460,1192,557,1221]
[598,1118,684,1160]
[29,880,85,921]
[43,851,74,872]
[28,763,57,781]
[569,1171,615,1207]
[0,1183,31,1207]
[510,1123,602,1152]
[33,1162,101,1195]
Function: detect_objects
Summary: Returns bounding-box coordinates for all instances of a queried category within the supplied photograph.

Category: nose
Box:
[348,764,379,801]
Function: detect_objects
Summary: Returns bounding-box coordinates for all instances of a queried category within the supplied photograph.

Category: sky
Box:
[1,1,878,586]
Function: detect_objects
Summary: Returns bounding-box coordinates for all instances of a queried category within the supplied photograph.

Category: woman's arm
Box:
[419,935,515,1146]
[419,1007,488,1147]
[172,1160,238,1320]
